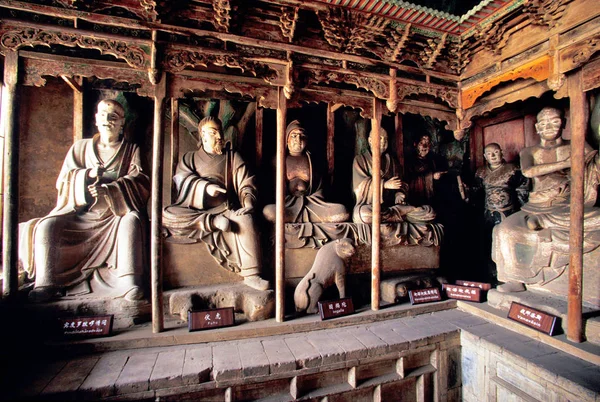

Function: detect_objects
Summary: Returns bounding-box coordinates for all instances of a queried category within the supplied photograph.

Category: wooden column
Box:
[61,75,83,143]
[371,99,383,310]
[151,72,166,333]
[2,51,19,299]
[327,103,335,184]
[394,113,404,166]
[255,105,264,168]
[169,98,179,204]
[275,88,287,322]
[567,70,587,343]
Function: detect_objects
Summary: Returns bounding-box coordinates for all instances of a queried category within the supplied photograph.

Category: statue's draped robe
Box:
[19,135,150,297]
[163,148,260,276]
[352,150,410,223]
[493,150,600,286]
[405,153,444,207]
[474,162,528,225]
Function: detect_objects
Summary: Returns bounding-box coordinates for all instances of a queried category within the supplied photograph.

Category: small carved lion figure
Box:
[294,238,356,314]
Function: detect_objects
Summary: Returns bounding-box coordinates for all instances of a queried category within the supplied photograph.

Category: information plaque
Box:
[58,315,113,338]
[318,297,354,320]
[443,284,482,302]
[188,307,235,332]
[408,287,442,305]
[507,302,558,336]
[455,280,492,291]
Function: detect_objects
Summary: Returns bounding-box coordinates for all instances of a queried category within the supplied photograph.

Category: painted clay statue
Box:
[263,120,349,223]
[474,143,528,226]
[352,127,436,223]
[163,116,269,291]
[20,100,150,302]
[405,134,447,206]
[493,107,600,293]
[294,238,356,314]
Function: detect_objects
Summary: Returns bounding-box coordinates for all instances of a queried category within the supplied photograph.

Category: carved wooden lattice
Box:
[164,50,279,82]
[0,28,147,68]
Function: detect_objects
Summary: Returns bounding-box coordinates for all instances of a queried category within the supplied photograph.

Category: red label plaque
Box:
[318,298,354,320]
[409,287,442,304]
[455,280,492,291]
[507,302,558,336]
[188,307,235,332]
[443,284,482,302]
[58,315,113,337]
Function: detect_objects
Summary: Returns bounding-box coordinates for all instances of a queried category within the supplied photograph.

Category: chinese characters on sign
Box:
[408,288,442,305]
[507,302,558,336]
[455,280,492,291]
[443,284,482,302]
[188,307,235,332]
[318,298,355,320]
[58,315,113,337]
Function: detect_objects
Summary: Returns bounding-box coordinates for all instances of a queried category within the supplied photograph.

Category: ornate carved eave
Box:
[0,24,150,69]
[163,46,282,85]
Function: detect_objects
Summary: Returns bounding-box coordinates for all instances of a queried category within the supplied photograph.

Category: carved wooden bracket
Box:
[420,33,447,69]
[164,49,279,83]
[396,82,458,109]
[448,40,470,74]
[279,7,299,43]
[523,0,572,28]
[384,23,411,63]
[213,0,231,33]
[560,33,600,73]
[318,8,389,56]
[308,70,389,99]
[0,28,148,69]
[140,0,158,22]
[475,22,509,55]
[461,55,550,109]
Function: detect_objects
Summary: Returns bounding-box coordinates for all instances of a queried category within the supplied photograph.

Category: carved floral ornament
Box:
[164,49,279,83]
[279,6,299,43]
[0,28,147,69]
[307,70,389,99]
[212,0,231,33]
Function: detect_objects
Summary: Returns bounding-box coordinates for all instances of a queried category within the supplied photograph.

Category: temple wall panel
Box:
[18,78,72,222]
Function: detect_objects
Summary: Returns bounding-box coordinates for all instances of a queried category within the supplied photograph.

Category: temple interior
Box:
[0,0,599,400]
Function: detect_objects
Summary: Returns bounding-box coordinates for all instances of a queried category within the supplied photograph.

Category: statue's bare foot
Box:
[123,286,144,302]
[213,215,230,232]
[28,287,57,303]
[244,275,269,291]
[496,281,526,293]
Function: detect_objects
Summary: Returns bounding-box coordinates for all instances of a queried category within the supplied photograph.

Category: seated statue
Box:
[474,143,528,226]
[493,107,600,293]
[19,100,150,302]
[263,120,349,223]
[352,127,436,224]
[163,117,269,291]
[405,134,447,206]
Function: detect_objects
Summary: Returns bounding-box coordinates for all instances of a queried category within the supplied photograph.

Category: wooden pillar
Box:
[371,99,383,310]
[567,70,587,343]
[275,88,287,322]
[151,72,166,333]
[2,51,19,299]
[255,105,264,168]
[327,103,335,184]
[394,113,404,166]
[169,98,179,204]
[62,75,84,143]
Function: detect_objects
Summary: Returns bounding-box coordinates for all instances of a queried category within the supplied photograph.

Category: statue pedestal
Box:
[487,288,600,345]
[165,283,274,323]
[21,296,151,330]
[163,238,243,289]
